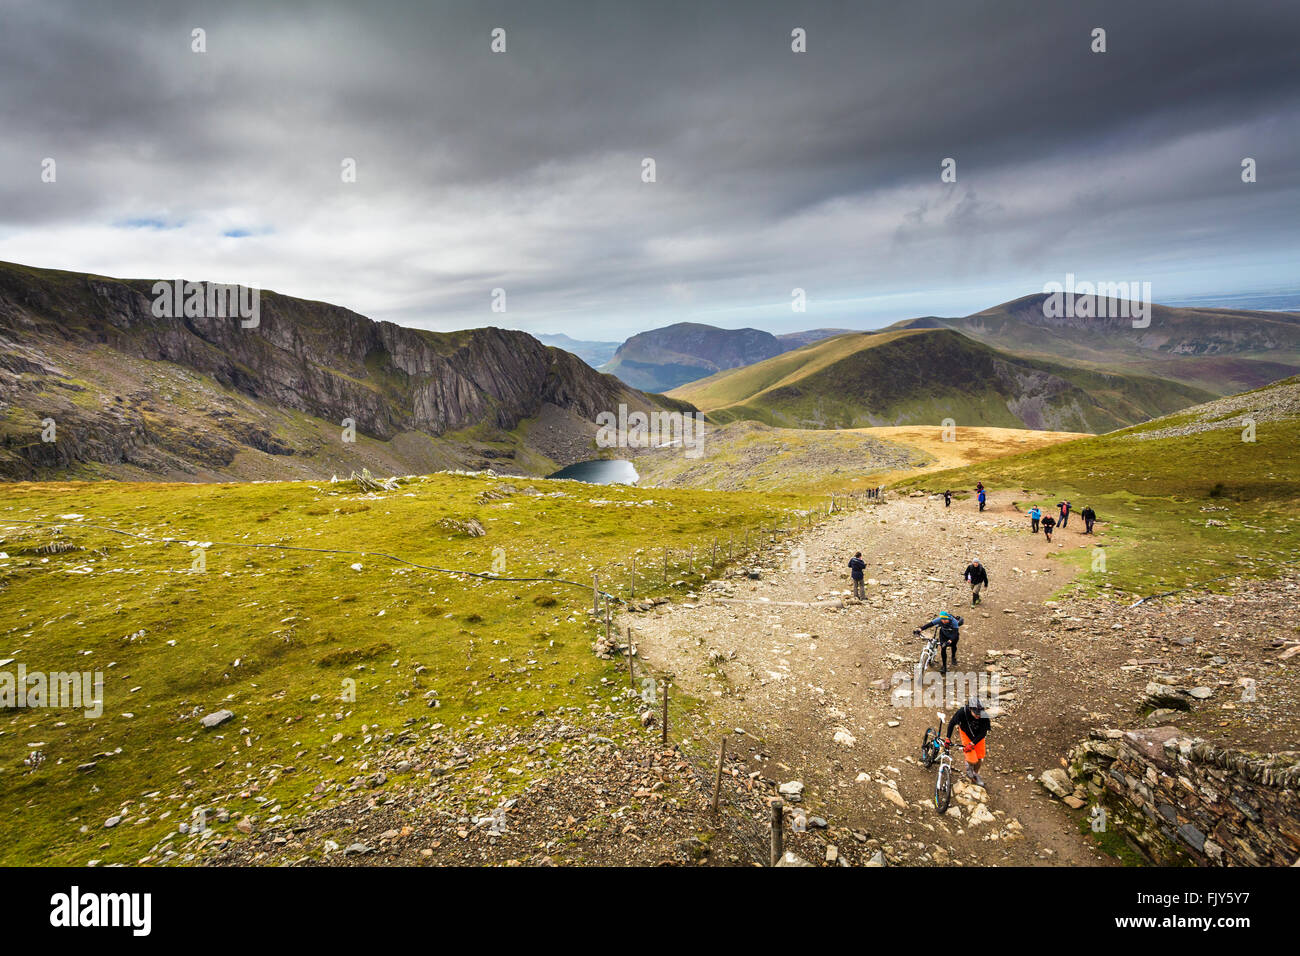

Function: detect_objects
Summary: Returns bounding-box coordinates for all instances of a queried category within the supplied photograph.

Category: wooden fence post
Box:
[712,737,727,815]
[661,680,669,743]
[770,798,784,866]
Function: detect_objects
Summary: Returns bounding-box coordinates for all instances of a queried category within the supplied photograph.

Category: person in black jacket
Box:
[914,612,963,675]
[1040,513,1056,542]
[963,558,989,606]
[943,489,952,508]
[1081,505,1097,534]
[946,696,990,786]
[848,551,866,600]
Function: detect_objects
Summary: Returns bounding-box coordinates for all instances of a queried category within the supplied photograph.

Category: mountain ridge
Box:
[0,260,687,481]
[884,293,1300,394]
[670,326,1214,433]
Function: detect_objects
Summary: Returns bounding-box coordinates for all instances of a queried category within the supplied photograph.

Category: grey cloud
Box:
[0,0,1297,338]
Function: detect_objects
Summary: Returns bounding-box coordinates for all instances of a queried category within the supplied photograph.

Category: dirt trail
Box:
[626,492,1117,866]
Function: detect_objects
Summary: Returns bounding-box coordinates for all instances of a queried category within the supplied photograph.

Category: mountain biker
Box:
[914,611,964,675]
[1028,505,1041,533]
[946,696,990,787]
[1081,505,1097,534]
[848,551,866,600]
[1040,513,1056,542]
[963,558,989,606]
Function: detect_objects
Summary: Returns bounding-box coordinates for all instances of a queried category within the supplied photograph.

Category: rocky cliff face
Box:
[0,261,683,481]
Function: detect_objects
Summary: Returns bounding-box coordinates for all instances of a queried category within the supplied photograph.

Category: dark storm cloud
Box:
[0,0,1297,336]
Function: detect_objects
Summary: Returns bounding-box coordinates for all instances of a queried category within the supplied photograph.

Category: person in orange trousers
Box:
[946,696,990,787]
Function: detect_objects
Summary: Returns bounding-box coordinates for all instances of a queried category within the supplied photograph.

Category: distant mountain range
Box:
[660,292,1300,431]
[598,322,853,391]
[883,294,1300,396]
[0,261,688,481]
[5,260,1297,482]
[669,327,1215,433]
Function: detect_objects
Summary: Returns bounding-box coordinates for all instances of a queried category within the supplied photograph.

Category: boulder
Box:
[1142,682,1190,711]
[200,709,234,729]
[1039,768,1072,799]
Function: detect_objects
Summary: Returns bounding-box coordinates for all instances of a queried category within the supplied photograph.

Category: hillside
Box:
[0,471,824,864]
[0,261,688,481]
[631,420,1084,493]
[887,293,1300,395]
[669,327,1212,433]
[893,375,1300,595]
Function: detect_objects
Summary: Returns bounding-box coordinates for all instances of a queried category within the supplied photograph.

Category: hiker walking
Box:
[1081,505,1097,534]
[943,489,952,508]
[976,486,987,512]
[1057,500,1070,528]
[964,558,989,606]
[1041,512,1056,542]
[848,551,866,601]
[1028,505,1041,533]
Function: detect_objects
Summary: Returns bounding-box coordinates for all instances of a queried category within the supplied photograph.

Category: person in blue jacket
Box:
[1029,505,1041,533]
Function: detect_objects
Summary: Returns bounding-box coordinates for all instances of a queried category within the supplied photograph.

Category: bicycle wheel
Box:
[921,727,937,767]
[935,767,952,813]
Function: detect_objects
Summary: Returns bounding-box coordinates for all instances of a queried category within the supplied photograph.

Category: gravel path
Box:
[625,492,1119,866]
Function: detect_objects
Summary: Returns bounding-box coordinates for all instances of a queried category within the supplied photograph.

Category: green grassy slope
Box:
[0,473,821,864]
[892,377,1300,596]
[670,328,1211,433]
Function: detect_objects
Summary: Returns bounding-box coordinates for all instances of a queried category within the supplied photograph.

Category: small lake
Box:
[546,459,639,485]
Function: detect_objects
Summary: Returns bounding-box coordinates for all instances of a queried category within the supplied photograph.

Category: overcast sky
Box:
[1,0,1297,339]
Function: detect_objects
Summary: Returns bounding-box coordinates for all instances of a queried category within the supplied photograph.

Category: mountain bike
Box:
[933,737,954,812]
[920,711,953,812]
[914,629,941,675]
[920,711,944,768]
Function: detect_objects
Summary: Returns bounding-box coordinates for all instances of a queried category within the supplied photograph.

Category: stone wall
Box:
[1067,726,1300,866]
